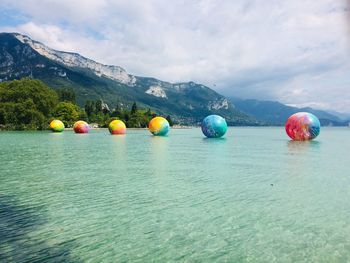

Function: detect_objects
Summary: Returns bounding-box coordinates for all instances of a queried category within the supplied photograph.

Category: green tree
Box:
[91,112,105,126]
[166,115,174,126]
[124,111,130,123]
[84,100,94,117]
[0,78,58,116]
[102,105,110,115]
[0,100,46,130]
[79,110,88,122]
[56,88,76,103]
[0,78,58,130]
[131,102,138,115]
[53,102,80,127]
[128,115,141,128]
[95,100,102,114]
[111,104,121,118]
[145,108,152,116]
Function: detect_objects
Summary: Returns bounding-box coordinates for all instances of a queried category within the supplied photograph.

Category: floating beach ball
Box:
[201,115,227,138]
[285,112,320,141]
[73,121,90,134]
[49,119,64,132]
[109,120,126,135]
[148,117,170,136]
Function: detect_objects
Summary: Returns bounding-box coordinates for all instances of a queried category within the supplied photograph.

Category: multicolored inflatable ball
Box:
[109,120,126,135]
[148,117,170,136]
[73,121,90,134]
[201,115,227,138]
[285,112,320,141]
[49,119,64,132]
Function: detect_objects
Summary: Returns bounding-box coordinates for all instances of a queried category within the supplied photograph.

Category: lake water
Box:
[0,127,350,262]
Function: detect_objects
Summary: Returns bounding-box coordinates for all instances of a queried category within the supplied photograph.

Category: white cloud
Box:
[0,0,350,112]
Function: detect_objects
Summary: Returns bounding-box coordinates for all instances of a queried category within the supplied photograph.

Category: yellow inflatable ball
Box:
[109,120,126,135]
[49,119,65,132]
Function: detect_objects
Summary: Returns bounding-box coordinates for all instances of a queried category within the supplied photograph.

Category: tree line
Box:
[0,78,174,130]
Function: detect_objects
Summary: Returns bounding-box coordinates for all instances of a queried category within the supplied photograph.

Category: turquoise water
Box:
[0,127,350,262]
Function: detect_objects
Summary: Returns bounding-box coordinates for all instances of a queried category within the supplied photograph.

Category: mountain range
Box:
[230,97,349,126]
[0,32,256,125]
[0,32,348,126]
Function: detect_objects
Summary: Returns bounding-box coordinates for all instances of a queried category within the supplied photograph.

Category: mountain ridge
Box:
[13,32,137,85]
[229,97,349,126]
[0,32,257,125]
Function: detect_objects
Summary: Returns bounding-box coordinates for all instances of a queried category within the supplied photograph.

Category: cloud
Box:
[0,0,350,112]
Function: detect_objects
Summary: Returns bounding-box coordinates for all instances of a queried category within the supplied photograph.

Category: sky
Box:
[0,0,350,112]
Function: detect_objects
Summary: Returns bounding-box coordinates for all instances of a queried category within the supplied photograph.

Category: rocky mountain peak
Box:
[13,33,136,86]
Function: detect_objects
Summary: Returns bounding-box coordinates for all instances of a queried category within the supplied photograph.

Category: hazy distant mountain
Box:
[0,32,257,125]
[229,97,348,126]
[326,110,350,121]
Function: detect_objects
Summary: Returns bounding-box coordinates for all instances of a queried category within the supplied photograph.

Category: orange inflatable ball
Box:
[49,119,64,132]
[148,116,170,136]
[109,120,126,135]
[73,121,90,134]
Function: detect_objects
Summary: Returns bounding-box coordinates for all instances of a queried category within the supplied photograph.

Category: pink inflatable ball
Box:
[73,121,90,134]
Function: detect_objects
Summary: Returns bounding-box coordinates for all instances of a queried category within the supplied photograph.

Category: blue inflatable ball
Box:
[201,115,228,138]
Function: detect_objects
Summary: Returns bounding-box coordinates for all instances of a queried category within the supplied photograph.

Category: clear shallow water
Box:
[0,127,350,262]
